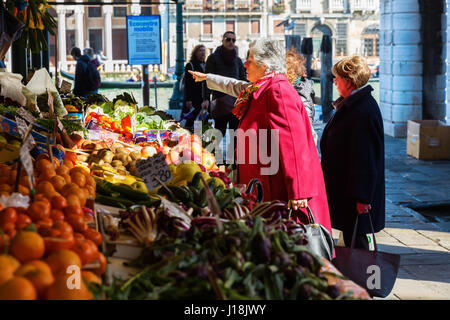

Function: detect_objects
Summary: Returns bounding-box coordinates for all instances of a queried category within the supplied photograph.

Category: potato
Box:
[116,166,128,175]
[111,160,123,168]
[103,153,114,163]
[115,147,126,154]
[103,163,113,170]
[126,155,133,163]
[130,151,141,161]
[114,153,129,166]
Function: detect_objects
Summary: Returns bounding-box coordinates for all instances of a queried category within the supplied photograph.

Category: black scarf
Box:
[218,45,237,66]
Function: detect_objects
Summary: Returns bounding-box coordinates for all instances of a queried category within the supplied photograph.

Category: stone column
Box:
[6,48,12,72]
[103,1,113,72]
[56,5,67,69]
[74,1,84,49]
[379,0,422,137]
[446,0,450,121]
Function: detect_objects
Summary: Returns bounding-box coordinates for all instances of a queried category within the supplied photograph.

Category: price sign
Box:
[15,117,35,146]
[136,152,172,191]
[60,80,72,94]
[56,117,64,131]
[16,107,36,124]
[47,89,54,117]
[19,124,36,189]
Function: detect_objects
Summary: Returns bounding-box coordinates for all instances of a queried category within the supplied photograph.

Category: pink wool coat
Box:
[236,74,332,233]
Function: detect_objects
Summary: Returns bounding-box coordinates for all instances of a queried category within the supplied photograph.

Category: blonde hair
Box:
[286,48,307,85]
[332,55,371,89]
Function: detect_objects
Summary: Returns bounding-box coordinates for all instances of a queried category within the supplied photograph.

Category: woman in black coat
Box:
[182,45,209,130]
[320,55,385,249]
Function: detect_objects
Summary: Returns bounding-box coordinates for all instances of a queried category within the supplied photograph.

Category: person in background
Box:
[97,50,107,64]
[205,31,247,138]
[181,44,209,131]
[191,38,332,234]
[71,47,100,98]
[286,48,318,145]
[320,55,385,249]
[83,47,101,93]
[0,58,6,71]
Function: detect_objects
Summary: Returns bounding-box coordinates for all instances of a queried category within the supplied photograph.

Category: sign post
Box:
[126,15,162,108]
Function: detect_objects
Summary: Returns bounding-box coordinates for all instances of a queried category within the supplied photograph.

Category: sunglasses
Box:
[224,37,236,43]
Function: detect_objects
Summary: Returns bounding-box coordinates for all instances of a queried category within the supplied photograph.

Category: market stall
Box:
[0,68,370,300]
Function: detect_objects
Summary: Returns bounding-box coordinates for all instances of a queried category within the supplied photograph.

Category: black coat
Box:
[73,55,100,98]
[320,85,385,235]
[183,60,207,109]
[205,46,247,101]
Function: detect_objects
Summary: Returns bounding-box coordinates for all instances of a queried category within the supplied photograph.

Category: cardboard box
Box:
[407,120,450,160]
[0,115,53,144]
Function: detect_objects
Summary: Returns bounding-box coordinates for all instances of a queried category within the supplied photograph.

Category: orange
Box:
[15,213,32,231]
[85,176,95,187]
[92,253,106,276]
[61,183,79,195]
[72,238,98,265]
[36,181,55,195]
[15,260,54,299]
[85,185,96,198]
[63,160,74,169]
[50,175,66,193]
[70,167,90,177]
[81,271,101,285]
[17,185,30,196]
[45,249,82,276]
[61,173,72,184]
[19,175,31,187]
[8,170,17,185]
[0,177,8,185]
[0,191,10,198]
[39,168,56,181]
[45,273,93,300]
[0,184,12,193]
[66,195,81,208]
[51,195,68,211]
[56,165,70,176]
[0,255,20,286]
[0,276,37,300]
[36,159,53,173]
[10,231,45,263]
[71,172,86,188]
[65,152,77,165]
[64,205,83,216]
[27,201,51,222]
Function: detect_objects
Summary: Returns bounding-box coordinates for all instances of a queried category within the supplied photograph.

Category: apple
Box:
[162,145,171,156]
[169,150,180,165]
[191,142,203,157]
[141,146,157,158]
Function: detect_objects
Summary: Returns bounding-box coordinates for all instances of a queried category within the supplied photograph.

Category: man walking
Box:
[205,31,247,138]
[70,47,100,98]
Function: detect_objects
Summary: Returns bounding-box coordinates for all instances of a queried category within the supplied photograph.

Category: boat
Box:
[60,70,176,89]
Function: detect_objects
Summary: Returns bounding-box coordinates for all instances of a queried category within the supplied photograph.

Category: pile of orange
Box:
[0,152,106,300]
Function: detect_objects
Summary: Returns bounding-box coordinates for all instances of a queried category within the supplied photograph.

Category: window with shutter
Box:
[251,20,260,34]
[203,20,213,35]
[226,20,235,33]
[274,20,284,34]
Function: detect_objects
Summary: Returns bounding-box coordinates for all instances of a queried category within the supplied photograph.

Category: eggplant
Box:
[297,252,315,270]
[326,285,341,299]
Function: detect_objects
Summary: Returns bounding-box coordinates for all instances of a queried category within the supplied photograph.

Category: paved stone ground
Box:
[314,122,450,300]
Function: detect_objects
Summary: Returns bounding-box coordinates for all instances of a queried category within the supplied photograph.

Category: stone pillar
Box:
[103,2,113,72]
[380,0,423,137]
[56,5,67,69]
[446,0,450,121]
[6,49,12,72]
[74,2,84,49]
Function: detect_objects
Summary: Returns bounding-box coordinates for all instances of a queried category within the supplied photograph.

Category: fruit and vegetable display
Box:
[0,84,371,301]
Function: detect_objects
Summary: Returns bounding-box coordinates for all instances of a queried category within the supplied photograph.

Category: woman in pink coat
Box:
[190,39,331,234]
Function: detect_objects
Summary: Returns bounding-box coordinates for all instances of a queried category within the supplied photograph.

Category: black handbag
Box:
[244,178,264,203]
[210,94,236,119]
[289,206,334,261]
[332,213,401,298]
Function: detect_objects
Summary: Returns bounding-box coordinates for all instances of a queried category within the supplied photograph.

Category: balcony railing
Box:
[350,0,379,12]
[329,0,344,12]
[60,60,162,73]
[272,1,285,14]
[296,0,312,12]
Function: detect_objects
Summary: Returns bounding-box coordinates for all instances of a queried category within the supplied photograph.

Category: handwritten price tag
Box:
[56,117,64,131]
[16,107,36,124]
[136,152,173,191]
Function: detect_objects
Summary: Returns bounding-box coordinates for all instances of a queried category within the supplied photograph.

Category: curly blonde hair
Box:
[332,55,371,89]
[286,48,307,85]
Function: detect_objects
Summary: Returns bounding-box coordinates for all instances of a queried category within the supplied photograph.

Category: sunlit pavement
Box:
[314,122,450,300]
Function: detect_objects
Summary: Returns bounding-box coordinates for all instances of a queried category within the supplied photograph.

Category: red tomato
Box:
[15,213,32,231]
[65,214,87,233]
[2,222,16,238]
[72,238,98,265]
[83,228,103,246]
[0,207,18,226]
[50,209,65,222]
[44,232,75,253]
[92,252,106,276]
[53,221,73,234]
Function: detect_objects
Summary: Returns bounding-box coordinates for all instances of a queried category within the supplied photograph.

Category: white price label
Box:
[17,107,36,124]
[136,152,173,191]
[56,117,64,131]
[15,117,36,147]
[20,141,35,187]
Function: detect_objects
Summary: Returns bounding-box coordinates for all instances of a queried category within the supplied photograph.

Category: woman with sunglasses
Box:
[190,38,332,236]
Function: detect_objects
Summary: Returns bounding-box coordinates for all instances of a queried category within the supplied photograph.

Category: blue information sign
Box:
[126,15,162,65]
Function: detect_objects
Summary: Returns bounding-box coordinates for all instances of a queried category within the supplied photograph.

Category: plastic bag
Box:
[0,71,27,106]
[0,192,30,209]
[25,68,67,117]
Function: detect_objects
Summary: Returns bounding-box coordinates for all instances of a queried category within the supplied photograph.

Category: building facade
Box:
[173,0,380,65]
